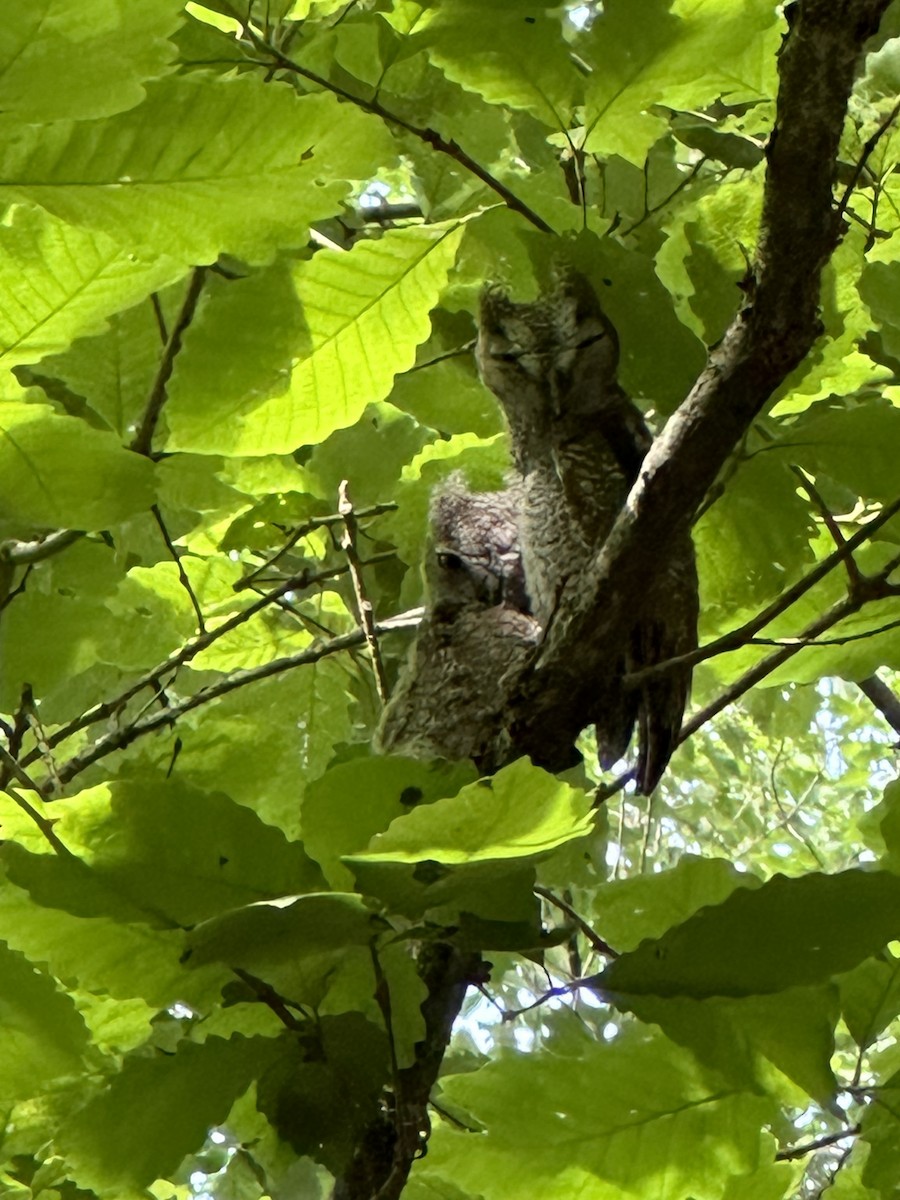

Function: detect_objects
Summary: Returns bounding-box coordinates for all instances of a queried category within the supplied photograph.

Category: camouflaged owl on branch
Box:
[377,477,539,766]
[477,271,698,793]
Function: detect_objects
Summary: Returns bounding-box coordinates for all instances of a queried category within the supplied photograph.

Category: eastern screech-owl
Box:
[477,271,698,793]
[377,478,539,765]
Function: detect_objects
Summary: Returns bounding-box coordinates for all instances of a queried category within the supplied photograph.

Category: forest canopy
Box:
[1,1,900,1198]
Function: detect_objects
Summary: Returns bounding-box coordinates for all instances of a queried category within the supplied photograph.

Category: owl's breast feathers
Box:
[476,271,699,792]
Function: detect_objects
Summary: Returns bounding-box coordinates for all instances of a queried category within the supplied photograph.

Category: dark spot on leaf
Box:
[477,778,494,789]
[524,15,536,22]
[413,859,449,884]
[400,786,424,807]
[300,147,314,161]
[219,855,229,867]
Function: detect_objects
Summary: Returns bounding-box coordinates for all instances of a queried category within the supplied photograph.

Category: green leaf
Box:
[46,779,326,925]
[0,0,182,122]
[0,398,154,530]
[301,757,478,890]
[414,3,581,127]
[600,870,900,999]
[861,1071,900,1194]
[694,454,816,618]
[0,853,228,1008]
[423,1024,776,1200]
[592,855,760,952]
[164,260,304,452]
[167,223,465,453]
[187,892,384,970]
[388,353,504,438]
[35,295,166,438]
[783,400,900,505]
[614,985,840,1105]
[838,951,900,1049]
[582,0,780,165]
[359,759,593,865]
[256,1014,388,1172]
[0,943,89,1107]
[152,657,355,837]
[1,76,395,265]
[875,779,900,872]
[0,205,183,371]
[346,759,592,921]
[59,1035,280,1193]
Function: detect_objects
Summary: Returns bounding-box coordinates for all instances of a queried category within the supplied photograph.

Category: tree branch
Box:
[857,673,900,736]
[223,7,554,235]
[624,496,900,685]
[500,0,894,771]
[333,942,483,1200]
[339,481,389,703]
[21,561,413,772]
[131,267,207,456]
[41,613,422,795]
[151,504,206,634]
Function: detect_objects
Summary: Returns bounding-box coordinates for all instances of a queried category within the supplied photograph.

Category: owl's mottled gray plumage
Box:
[477,271,698,793]
[428,475,530,617]
[377,478,539,765]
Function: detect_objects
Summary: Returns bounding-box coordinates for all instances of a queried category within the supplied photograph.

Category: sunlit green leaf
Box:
[0,398,154,530]
[0,0,182,122]
[1,76,395,264]
[167,223,465,453]
[0,205,183,371]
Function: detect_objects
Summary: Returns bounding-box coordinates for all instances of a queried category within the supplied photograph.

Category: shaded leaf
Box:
[600,870,900,999]
[423,1024,776,1200]
[59,1035,280,1193]
[0,943,89,1107]
[0,398,154,530]
[47,779,326,925]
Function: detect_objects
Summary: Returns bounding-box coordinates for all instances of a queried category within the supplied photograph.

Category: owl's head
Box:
[477,272,620,420]
[425,479,526,617]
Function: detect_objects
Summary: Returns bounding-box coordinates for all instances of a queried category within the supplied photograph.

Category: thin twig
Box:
[625,496,900,685]
[836,96,900,219]
[22,688,63,795]
[791,465,861,588]
[131,267,207,456]
[152,505,206,633]
[748,614,900,649]
[223,8,554,235]
[232,968,305,1030]
[0,748,69,855]
[0,529,83,566]
[775,1126,860,1161]
[621,154,709,236]
[42,613,423,795]
[339,481,388,702]
[501,972,604,1021]
[533,886,617,958]
[150,292,168,343]
[234,502,397,591]
[0,563,33,612]
[679,594,862,743]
